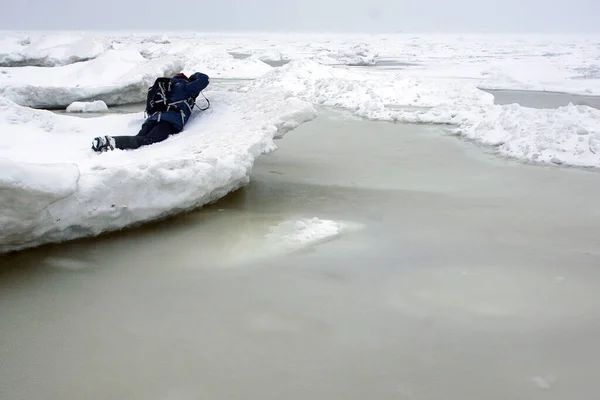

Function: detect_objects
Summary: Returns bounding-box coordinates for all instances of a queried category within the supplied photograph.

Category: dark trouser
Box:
[113,120,177,150]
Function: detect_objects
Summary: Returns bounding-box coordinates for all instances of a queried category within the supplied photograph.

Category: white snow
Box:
[0,49,182,108]
[66,100,109,113]
[265,218,346,254]
[0,90,316,253]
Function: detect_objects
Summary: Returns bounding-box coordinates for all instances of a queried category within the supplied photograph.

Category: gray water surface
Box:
[483,89,600,110]
[2,110,600,400]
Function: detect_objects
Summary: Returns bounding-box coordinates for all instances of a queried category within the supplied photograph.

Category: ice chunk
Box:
[0,158,80,246]
[66,101,109,113]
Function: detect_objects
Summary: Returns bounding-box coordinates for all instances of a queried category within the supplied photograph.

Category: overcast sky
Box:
[2,0,599,33]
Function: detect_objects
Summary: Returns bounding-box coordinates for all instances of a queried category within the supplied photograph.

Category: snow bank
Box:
[462,103,600,166]
[0,50,182,108]
[249,60,492,115]
[265,218,346,254]
[0,34,104,67]
[251,60,600,167]
[66,100,109,113]
[380,100,600,167]
[0,90,316,253]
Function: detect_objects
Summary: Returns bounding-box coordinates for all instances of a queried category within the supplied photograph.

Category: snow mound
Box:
[249,60,491,115]
[314,44,378,66]
[0,90,317,253]
[0,34,104,67]
[265,218,346,253]
[0,50,182,108]
[463,103,600,166]
[257,50,290,64]
[66,100,109,113]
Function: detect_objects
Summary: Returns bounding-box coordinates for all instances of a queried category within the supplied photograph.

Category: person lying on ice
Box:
[91,71,210,152]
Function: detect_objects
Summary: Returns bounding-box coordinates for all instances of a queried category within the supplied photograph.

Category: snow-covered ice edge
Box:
[0,50,183,108]
[0,89,317,253]
[0,33,104,67]
[249,60,600,168]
